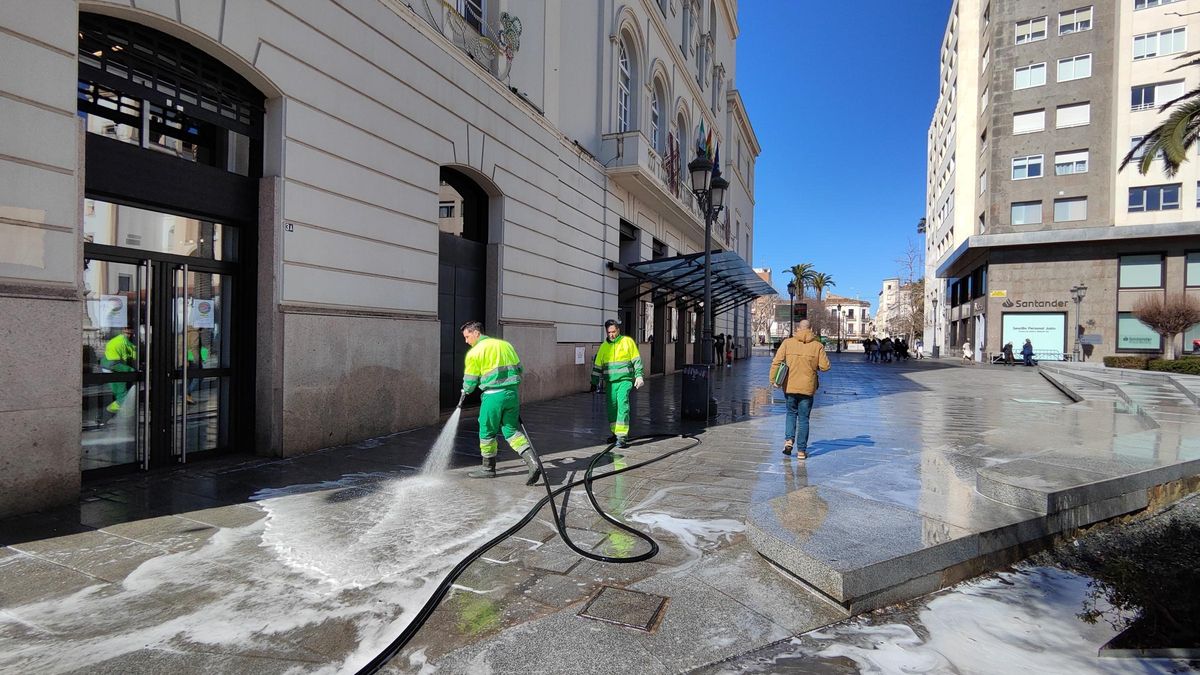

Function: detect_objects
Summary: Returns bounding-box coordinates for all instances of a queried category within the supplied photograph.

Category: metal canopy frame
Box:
[607,250,776,314]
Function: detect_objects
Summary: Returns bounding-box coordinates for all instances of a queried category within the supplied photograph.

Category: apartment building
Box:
[925,0,1200,362]
[0,1,761,517]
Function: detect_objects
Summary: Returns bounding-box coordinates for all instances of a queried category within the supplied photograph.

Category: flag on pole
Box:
[705,128,713,159]
[713,142,720,171]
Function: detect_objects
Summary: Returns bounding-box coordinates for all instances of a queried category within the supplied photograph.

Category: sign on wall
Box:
[1002,312,1066,357]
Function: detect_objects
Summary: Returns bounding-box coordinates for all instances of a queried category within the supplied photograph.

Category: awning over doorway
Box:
[607,250,777,315]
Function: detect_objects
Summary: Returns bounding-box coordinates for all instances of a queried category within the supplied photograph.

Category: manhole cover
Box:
[578,586,667,631]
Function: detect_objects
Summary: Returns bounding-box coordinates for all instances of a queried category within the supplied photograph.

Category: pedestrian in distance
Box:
[1021,339,1035,366]
[915,337,924,359]
[725,337,734,367]
[864,337,877,363]
[880,336,894,363]
[769,319,831,460]
[590,319,644,449]
[962,340,973,364]
[460,321,542,484]
[714,333,726,366]
[1002,341,1015,366]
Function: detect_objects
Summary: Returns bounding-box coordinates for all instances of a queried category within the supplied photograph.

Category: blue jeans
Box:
[784,393,814,449]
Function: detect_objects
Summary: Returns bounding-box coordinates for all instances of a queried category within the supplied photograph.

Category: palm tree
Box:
[1122,51,1200,176]
[789,263,816,299]
[810,272,836,301]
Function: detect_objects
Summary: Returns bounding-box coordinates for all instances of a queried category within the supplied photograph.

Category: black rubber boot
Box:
[606,435,617,445]
[468,456,496,479]
[519,449,542,486]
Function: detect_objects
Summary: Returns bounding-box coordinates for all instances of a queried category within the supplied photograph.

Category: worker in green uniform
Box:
[101,328,137,413]
[590,319,644,448]
[460,320,542,484]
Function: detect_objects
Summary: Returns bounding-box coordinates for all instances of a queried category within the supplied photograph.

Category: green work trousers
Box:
[605,379,633,440]
[477,388,529,458]
[106,362,135,410]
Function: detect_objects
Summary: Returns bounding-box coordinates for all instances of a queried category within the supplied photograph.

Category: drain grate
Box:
[578,586,668,631]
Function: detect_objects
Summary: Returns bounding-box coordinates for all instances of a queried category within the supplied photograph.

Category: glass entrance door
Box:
[82,259,149,470]
[82,201,239,473]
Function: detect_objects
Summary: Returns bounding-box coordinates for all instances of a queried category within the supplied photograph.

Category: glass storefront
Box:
[82,202,238,472]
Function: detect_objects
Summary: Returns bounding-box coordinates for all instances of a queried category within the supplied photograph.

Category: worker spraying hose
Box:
[459,320,542,485]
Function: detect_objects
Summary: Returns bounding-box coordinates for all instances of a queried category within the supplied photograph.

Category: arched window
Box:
[618,41,631,132]
[650,88,661,152]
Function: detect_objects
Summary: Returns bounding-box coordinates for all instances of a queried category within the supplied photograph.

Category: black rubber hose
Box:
[355,431,701,674]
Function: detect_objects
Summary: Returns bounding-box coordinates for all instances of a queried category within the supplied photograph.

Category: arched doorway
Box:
[77,13,264,472]
[438,167,490,411]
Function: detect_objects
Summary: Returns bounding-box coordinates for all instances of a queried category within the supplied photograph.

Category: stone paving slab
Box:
[747,359,1200,616]
[2,354,1197,673]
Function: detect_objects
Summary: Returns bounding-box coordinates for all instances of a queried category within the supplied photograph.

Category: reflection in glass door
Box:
[171,266,233,461]
[82,202,239,473]
[82,259,149,470]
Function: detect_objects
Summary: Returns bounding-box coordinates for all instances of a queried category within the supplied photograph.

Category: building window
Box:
[1014,63,1047,89]
[1059,6,1092,34]
[1130,135,1165,162]
[980,85,990,109]
[1055,150,1089,175]
[1120,254,1165,289]
[650,89,661,151]
[1132,80,1185,111]
[1012,154,1044,180]
[1187,251,1200,285]
[1118,312,1162,351]
[1015,17,1048,44]
[1136,0,1182,9]
[438,202,455,218]
[617,41,631,132]
[982,45,991,71]
[456,0,484,33]
[1128,184,1181,212]
[1057,54,1092,81]
[1011,201,1043,225]
[1134,27,1186,60]
[978,211,986,233]
[1056,102,1091,128]
[1013,109,1045,134]
[979,170,988,194]
[1054,197,1088,222]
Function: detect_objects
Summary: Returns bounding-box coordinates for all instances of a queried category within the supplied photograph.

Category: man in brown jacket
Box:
[769,320,831,459]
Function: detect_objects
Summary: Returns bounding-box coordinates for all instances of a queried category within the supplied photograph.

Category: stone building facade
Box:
[926,0,1200,363]
[0,0,759,516]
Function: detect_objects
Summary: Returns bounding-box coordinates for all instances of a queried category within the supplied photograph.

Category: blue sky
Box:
[737,0,953,309]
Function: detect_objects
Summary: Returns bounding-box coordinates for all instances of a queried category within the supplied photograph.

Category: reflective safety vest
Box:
[463,336,523,394]
[592,335,643,385]
[103,333,137,367]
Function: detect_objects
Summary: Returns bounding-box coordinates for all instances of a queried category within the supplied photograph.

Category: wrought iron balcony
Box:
[601,130,707,234]
[387,0,523,82]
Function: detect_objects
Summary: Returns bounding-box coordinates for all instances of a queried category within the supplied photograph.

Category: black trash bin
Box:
[681,363,713,420]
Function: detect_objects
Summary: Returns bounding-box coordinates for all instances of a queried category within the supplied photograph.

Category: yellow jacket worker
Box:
[590,319,643,448]
[460,321,542,484]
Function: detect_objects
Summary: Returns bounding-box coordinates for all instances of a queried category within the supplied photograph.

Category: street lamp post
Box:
[836,303,842,353]
[1070,282,1088,362]
[931,295,939,358]
[787,280,797,337]
[688,148,729,366]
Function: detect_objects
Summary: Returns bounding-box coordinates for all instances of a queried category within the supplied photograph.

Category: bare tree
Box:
[1132,293,1200,360]
[751,295,776,344]
[894,239,926,344]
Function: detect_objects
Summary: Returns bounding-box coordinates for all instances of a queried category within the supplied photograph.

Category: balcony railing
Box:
[389,0,523,82]
[603,129,706,226]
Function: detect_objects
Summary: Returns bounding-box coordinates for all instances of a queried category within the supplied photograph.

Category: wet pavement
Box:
[0,353,1197,673]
